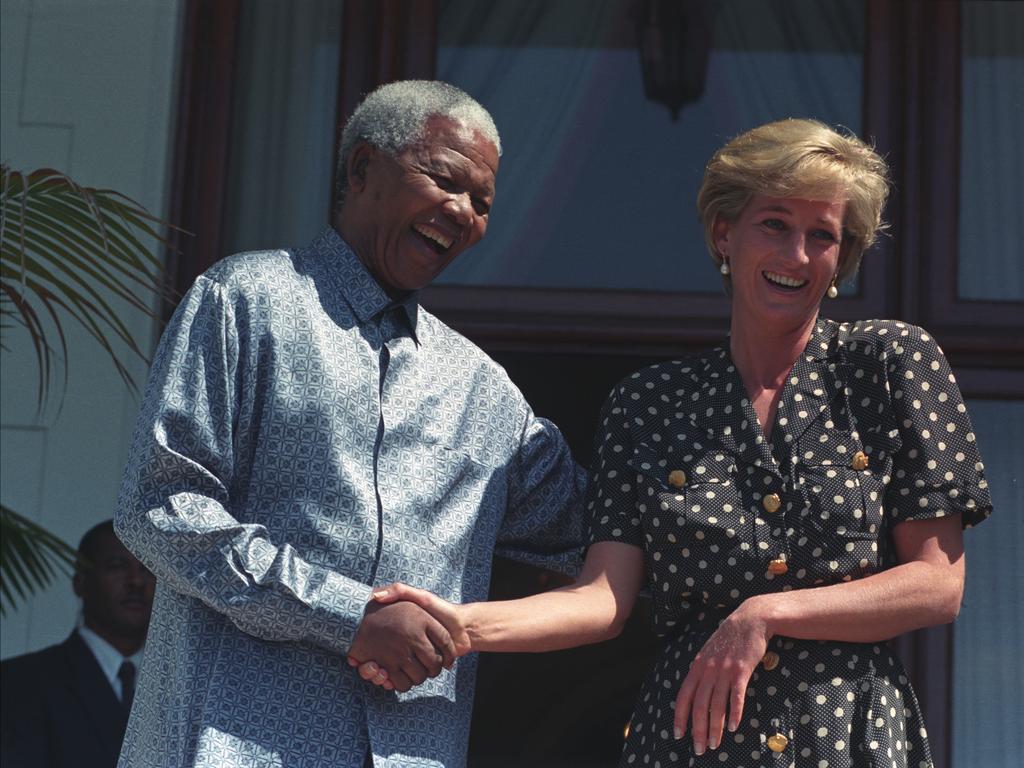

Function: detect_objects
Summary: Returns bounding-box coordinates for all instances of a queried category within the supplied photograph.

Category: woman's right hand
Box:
[350,584,472,688]
[370,583,472,655]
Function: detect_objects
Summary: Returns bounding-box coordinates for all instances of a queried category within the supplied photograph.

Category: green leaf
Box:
[0,505,77,617]
[0,164,184,411]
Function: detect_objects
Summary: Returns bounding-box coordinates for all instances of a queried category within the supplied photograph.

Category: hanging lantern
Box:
[636,0,717,120]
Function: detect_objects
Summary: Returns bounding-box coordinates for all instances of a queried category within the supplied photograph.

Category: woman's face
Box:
[714,193,845,335]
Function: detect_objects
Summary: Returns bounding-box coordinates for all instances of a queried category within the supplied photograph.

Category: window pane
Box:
[952,399,1024,767]
[436,0,863,291]
[957,1,1024,301]
[222,0,344,256]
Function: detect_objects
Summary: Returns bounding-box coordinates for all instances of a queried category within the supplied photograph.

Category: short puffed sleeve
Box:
[586,383,645,547]
[884,324,992,527]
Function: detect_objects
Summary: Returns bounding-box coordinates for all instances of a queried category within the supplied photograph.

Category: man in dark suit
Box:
[1,520,155,768]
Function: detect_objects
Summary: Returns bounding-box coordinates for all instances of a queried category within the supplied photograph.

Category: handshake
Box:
[347,584,468,693]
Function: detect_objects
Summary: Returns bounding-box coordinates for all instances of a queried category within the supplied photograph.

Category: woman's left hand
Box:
[674,597,772,756]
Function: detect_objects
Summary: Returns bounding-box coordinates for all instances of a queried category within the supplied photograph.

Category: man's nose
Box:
[442,191,474,227]
[126,561,153,587]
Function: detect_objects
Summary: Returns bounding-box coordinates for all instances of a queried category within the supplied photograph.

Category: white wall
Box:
[0,0,182,659]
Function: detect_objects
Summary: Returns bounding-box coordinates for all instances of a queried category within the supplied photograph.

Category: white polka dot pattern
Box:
[587,320,991,767]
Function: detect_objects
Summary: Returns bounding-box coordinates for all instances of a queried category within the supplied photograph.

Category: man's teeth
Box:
[764,271,807,288]
[413,224,453,250]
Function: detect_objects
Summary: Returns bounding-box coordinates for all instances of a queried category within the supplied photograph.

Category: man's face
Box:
[344,115,499,295]
[74,531,155,640]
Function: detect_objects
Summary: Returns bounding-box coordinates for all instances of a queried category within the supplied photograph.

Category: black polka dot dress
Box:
[587,320,992,768]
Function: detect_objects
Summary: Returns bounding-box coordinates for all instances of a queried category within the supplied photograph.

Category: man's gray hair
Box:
[335,80,501,206]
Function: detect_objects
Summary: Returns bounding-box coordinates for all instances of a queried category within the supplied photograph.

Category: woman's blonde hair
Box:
[696,118,890,285]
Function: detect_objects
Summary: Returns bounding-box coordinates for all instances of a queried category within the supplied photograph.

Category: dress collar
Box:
[686,320,845,473]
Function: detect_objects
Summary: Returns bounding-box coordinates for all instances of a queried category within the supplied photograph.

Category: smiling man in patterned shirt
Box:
[115,81,585,768]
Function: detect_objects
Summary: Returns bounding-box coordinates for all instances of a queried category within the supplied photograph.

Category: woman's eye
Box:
[762,218,785,231]
[813,229,838,242]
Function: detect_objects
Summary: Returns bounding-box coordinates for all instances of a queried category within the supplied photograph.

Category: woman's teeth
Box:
[764,271,807,289]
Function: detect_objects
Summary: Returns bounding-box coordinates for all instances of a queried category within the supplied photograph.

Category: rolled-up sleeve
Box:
[883,324,992,528]
[585,383,645,548]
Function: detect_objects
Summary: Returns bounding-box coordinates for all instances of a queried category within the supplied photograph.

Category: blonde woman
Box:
[361,119,992,767]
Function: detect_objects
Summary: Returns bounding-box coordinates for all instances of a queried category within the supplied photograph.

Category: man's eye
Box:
[472,199,490,216]
[431,174,455,191]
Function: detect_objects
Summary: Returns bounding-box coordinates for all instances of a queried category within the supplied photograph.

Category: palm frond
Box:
[0,505,77,617]
[0,165,181,410]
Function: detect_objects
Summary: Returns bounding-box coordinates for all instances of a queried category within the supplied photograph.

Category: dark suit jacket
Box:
[1,631,129,768]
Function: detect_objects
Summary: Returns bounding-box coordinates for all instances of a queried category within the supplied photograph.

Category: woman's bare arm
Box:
[358,540,645,676]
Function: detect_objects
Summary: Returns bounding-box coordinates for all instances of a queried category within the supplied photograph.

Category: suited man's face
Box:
[74,532,155,644]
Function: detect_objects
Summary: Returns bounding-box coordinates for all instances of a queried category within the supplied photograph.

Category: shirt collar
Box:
[313,227,420,344]
[77,625,144,689]
[378,294,421,343]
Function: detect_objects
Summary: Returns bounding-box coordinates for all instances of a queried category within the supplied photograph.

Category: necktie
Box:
[118,660,136,712]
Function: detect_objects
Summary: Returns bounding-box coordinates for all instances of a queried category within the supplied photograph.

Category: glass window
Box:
[435,0,864,292]
[957,1,1024,302]
[222,0,344,256]
[952,398,1024,767]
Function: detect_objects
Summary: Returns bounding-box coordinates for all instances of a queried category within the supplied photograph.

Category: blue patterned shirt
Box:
[115,228,585,768]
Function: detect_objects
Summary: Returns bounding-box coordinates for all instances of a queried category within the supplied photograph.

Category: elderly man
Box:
[115,81,584,768]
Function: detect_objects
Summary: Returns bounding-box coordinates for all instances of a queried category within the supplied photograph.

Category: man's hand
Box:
[348,584,472,690]
[347,600,457,693]
[369,583,471,654]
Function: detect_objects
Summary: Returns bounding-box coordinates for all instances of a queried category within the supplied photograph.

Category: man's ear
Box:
[347,142,375,194]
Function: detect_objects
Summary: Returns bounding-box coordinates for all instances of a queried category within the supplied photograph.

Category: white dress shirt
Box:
[77,625,144,702]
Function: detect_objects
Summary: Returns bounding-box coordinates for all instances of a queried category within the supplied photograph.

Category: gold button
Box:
[768,558,788,575]
[761,651,780,671]
[762,493,781,513]
[767,733,789,753]
[668,469,687,488]
[851,451,869,471]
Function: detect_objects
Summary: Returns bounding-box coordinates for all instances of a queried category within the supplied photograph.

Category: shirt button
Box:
[762,493,782,513]
[767,733,789,753]
[768,558,788,575]
[761,651,780,671]
[668,469,687,488]
[851,451,869,471]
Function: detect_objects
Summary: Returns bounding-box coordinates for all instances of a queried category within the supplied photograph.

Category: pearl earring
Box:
[720,261,730,276]
[827,281,839,299]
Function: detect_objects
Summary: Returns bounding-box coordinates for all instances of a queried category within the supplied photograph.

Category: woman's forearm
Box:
[751,517,965,643]
[461,541,646,653]
[461,583,621,653]
[751,559,961,643]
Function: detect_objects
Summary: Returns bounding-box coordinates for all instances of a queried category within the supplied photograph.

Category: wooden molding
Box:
[166,0,241,307]
[330,0,439,213]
